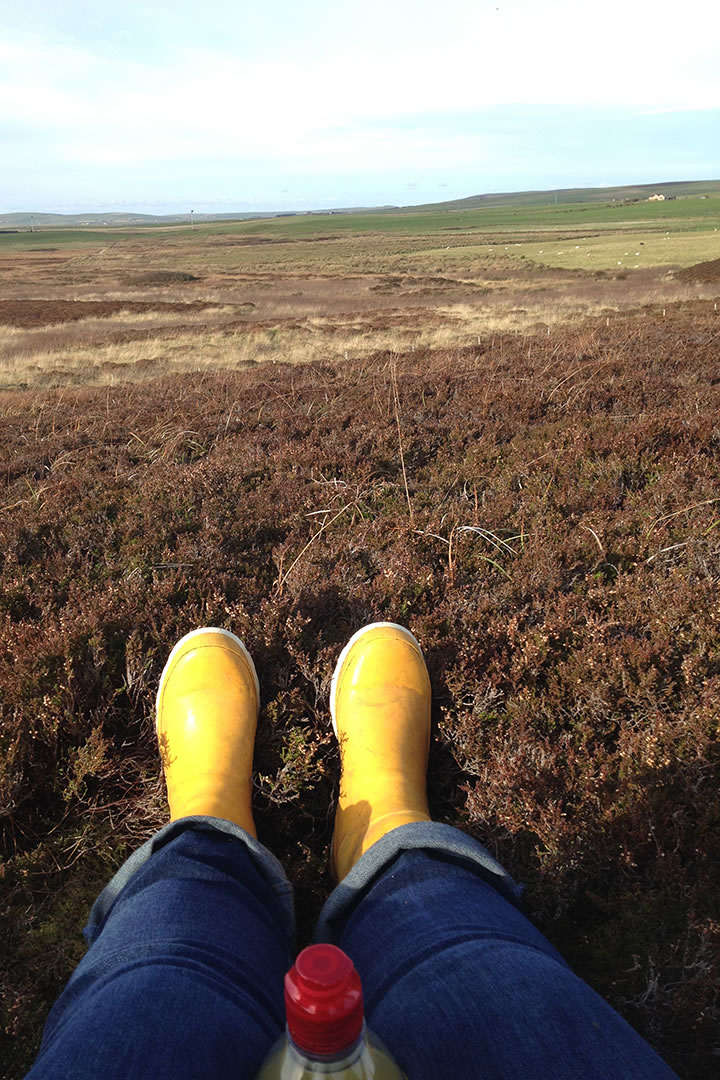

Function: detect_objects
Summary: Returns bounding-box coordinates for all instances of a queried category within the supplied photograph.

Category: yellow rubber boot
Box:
[156,627,260,835]
[330,622,431,880]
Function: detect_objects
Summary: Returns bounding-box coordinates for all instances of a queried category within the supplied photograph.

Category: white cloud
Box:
[1,1,719,210]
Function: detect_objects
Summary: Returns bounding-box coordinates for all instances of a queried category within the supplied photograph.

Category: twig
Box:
[391,362,413,522]
[581,524,605,558]
[456,525,518,556]
[645,539,703,563]
[275,503,351,594]
[416,525,516,581]
[646,497,720,537]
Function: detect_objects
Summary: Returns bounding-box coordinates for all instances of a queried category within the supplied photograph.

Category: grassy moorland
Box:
[0,196,719,391]
[0,204,719,1077]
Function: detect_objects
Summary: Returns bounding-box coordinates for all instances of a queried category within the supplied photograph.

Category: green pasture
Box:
[0,228,144,250]
[1,198,717,279]
[413,179,720,211]
[515,229,720,271]
[414,228,720,272]
[178,196,720,239]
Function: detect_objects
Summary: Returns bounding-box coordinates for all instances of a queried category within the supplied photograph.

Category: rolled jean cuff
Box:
[83,816,295,945]
[314,821,524,941]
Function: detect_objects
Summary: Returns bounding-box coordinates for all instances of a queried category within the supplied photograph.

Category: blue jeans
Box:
[27,819,677,1079]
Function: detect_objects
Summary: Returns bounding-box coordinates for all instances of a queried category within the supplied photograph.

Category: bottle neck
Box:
[286,1021,367,1073]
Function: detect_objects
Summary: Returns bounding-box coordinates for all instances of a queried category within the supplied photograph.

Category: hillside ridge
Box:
[3,179,719,228]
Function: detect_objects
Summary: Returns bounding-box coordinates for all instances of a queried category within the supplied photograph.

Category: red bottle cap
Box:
[285,944,364,1055]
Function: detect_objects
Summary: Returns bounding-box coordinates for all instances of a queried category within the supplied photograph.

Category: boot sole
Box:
[329,621,425,737]
[155,626,261,731]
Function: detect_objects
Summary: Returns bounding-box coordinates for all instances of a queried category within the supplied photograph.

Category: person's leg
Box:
[321,622,678,1080]
[318,823,677,1080]
[27,628,293,1080]
[29,820,293,1080]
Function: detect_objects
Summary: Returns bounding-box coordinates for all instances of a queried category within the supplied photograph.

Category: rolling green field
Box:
[411,178,720,210]
[0,228,149,249]
[1,197,717,277]
[1,195,718,241]
[516,230,720,271]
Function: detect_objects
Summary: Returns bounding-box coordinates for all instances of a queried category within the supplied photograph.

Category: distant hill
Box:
[0,206,401,229]
[403,179,720,212]
[0,210,288,228]
[1,180,718,229]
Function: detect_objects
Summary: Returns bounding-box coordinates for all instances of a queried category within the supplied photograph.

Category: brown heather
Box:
[0,302,719,1077]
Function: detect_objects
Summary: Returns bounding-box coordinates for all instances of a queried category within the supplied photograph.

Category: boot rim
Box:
[329,621,424,737]
[155,626,260,731]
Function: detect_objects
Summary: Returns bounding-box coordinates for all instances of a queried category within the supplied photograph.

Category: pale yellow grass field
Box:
[3,281,718,389]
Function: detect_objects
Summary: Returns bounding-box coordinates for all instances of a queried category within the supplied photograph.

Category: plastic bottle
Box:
[256,943,406,1079]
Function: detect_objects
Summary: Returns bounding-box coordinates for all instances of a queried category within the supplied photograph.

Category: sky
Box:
[1,0,719,214]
